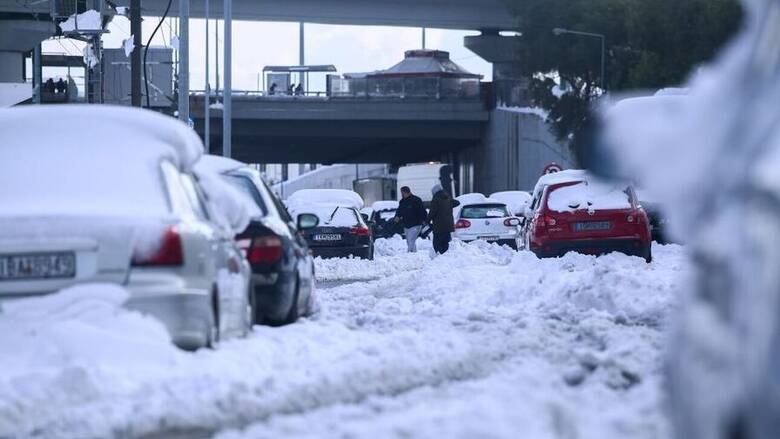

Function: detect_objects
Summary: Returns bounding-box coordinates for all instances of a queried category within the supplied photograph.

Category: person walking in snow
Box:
[428,184,459,254]
[394,186,427,253]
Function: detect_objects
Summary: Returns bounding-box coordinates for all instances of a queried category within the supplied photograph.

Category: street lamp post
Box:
[552,27,606,92]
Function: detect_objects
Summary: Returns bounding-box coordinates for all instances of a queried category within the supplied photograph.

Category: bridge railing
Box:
[329,76,481,100]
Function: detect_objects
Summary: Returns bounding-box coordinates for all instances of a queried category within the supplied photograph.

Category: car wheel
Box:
[285,276,301,324]
[642,246,653,263]
[207,287,221,349]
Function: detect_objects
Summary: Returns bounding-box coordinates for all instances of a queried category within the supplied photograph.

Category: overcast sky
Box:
[41,16,492,91]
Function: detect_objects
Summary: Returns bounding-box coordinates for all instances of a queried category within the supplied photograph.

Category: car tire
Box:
[285,276,301,324]
[642,246,653,263]
[207,287,221,349]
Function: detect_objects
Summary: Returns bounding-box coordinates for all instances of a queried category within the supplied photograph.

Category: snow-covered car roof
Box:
[287,189,364,210]
[195,154,248,175]
[547,179,633,213]
[371,200,399,211]
[1,105,203,172]
[532,169,589,195]
[489,191,532,214]
[0,105,204,218]
[456,193,504,206]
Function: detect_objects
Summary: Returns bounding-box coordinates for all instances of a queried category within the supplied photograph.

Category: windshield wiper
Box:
[327,206,340,224]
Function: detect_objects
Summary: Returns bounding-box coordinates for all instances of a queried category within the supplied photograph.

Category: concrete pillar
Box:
[0,19,54,106]
[178,0,190,121]
[464,31,528,107]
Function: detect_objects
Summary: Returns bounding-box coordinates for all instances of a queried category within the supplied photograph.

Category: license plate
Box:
[313,234,342,242]
[0,252,76,280]
[479,236,500,241]
[574,221,611,231]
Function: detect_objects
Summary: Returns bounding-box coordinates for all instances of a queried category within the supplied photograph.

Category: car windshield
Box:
[378,210,396,220]
[222,174,268,217]
[547,181,632,212]
[460,204,510,219]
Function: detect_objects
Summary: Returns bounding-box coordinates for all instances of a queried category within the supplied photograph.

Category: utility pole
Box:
[204,0,210,151]
[178,0,190,122]
[223,0,232,157]
[299,22,305,90]
[32,44,42,104]
[130,0,142,106]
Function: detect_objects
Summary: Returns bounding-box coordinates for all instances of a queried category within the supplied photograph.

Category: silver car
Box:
[0,105,251,350]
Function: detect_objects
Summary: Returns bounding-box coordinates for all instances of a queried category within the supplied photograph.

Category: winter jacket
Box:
[395,194,427,229]
[428,190,460,234]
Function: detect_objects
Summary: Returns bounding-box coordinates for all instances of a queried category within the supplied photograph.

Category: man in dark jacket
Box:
[394,186,427,252]
[428,184,460,254]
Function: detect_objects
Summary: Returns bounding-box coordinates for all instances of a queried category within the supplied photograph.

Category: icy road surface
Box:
[0,237,686,439]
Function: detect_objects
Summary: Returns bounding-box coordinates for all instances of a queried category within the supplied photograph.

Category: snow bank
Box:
[1,238,686,438]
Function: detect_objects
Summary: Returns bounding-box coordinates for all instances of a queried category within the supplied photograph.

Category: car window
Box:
[461,204,510,219]
[180,174,210,221]
[160,161,197,220]
[262,180,294,223]
[223,174,268,216]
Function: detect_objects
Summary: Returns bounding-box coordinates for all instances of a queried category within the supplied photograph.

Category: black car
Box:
[201,156,316,326]
[295,205,375,259]
[369,207,403,239]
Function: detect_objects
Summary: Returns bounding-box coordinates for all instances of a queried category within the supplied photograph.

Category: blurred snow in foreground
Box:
[0,239,685,438]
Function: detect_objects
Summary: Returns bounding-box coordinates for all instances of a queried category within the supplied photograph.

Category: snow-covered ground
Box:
[0,237,686,438]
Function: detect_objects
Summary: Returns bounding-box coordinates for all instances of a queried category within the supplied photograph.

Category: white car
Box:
[489,191,532,217]
[0,105,252,350]
[453,194,521,249]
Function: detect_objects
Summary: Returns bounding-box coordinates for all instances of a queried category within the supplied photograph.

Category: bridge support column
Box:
[464,30,528,107]
[0,19,54,106]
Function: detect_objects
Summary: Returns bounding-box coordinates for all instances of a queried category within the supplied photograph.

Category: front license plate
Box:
[479,236,500,242]
[0,252,76,280]
[574,221,611,231]
[314,234,342,242]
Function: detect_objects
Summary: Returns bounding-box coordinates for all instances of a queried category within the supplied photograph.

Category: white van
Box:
[397,163,456,205]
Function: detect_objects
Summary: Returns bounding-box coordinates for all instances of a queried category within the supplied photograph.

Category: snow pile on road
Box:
[314,236,433,282]
[0,240,686,438]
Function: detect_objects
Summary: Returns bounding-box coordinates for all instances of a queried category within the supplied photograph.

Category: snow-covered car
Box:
[524,171,652,262]
[0,105,252,350]
[367,200,402,239]
[293,204,375,259]
[489,191,532,217]
[453,193,521,249]
[196,155,316,326]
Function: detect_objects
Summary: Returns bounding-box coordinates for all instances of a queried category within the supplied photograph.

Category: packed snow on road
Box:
[0,237,686,438]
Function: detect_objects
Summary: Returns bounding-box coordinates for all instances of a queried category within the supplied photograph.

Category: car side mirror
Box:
[360,213,370,223]
[297,213,319,230]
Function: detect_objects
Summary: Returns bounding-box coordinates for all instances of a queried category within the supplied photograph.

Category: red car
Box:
[524,173,652,262]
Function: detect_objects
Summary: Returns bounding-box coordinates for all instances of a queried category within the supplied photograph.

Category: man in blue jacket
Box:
[394,186,427,252]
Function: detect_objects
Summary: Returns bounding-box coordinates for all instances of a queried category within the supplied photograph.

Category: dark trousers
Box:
[433,232,452,254]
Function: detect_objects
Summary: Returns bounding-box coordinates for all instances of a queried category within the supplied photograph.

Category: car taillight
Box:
[132,227,183,266]
[350,226,371,236]
[627,214,635,223]
[455,219,471,229]
[544,215,557,226]
[504,218,520,227]
[247,235,283,264]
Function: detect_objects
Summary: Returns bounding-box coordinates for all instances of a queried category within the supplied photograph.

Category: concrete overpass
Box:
[191,95,489,164]
[0,0,517,30]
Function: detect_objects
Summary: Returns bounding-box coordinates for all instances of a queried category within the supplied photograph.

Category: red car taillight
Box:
[350,226,371,236]
[132,227,183,266]
[247,235,283,264]
[455,219,471,229]
[544,215,558,226]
